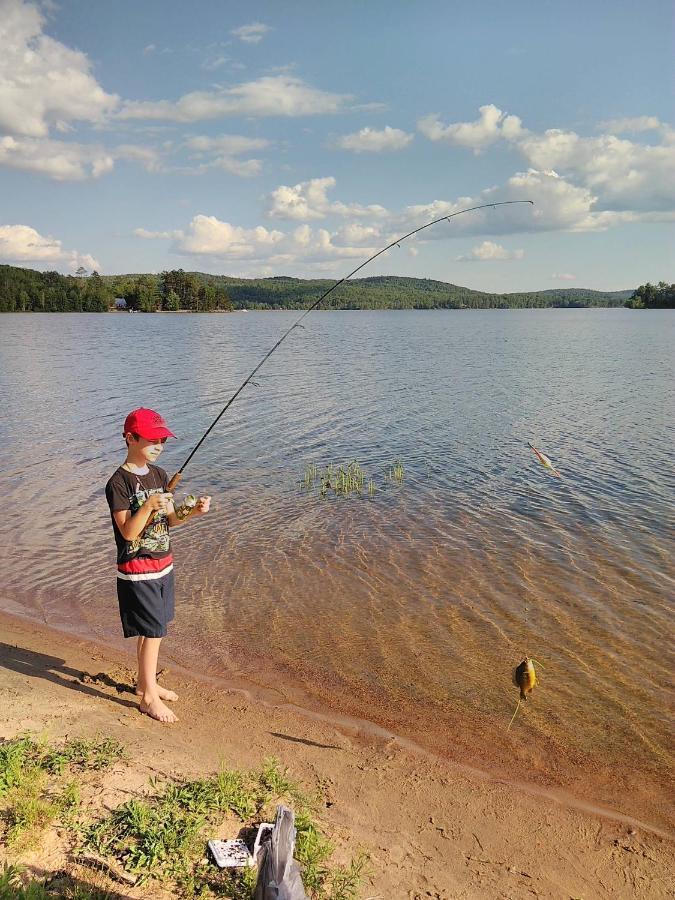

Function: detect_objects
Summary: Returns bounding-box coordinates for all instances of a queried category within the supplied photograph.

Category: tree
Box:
[626,281,675,309]
[75,266,88,278]
[126,275,161,312]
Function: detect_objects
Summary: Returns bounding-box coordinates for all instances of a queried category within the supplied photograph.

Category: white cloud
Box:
[552,272,577,280]
[230,22,271,44]
[143,43,156,55]
[185,134,269,154]
[516,129,675,213]
[177,216,284,257]
[0,0,118,138]
[135,213,377,267]
[266,176,388,220]
[134,227,183,240]
[335,125,414,153]
[183,133,270,177]
[418,103,675,217]
[392,170,618,237]
[0,223,100,270]
[69,253,100,273]
[599,116,661,134]
[456,241,524,262]
[135,156,670,276]
[418,104,523,152]
[119,75,350,122]
[212,156,263,177]
[0,135,114,180]
[201,55,229,71]
[331,223,382,246]
[116,144,162,172]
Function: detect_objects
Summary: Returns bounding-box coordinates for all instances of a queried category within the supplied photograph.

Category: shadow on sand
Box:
[269,731,342,750]
[0,641,138,712]
[14,864,134,899]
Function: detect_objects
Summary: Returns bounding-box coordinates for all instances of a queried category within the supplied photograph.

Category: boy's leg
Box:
[137,637,178,724]
[135,636,178,701]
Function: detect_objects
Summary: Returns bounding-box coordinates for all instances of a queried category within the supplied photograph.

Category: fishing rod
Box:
[167,198,533,492]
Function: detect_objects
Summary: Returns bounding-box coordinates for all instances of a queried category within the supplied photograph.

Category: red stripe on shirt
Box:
[117,555,173,575]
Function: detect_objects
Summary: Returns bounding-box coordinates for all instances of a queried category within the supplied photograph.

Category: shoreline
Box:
[2,607,672,842]
[1,608,673,898]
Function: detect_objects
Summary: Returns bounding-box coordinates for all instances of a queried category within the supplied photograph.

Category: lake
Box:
[1,309,673,830]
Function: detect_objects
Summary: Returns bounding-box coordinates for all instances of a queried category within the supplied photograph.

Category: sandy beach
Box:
[0,609,672,899]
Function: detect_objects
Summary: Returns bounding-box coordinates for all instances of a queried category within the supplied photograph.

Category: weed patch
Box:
[302,459,403,498]
[0,735,125,849]
[82,757,367,898]
[0,863,117,899]
[1,737,367,899]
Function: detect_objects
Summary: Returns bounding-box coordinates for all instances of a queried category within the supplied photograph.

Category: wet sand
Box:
[1,609,673,899]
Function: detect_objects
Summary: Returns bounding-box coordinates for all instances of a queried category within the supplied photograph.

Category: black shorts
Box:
[116,569,175,638]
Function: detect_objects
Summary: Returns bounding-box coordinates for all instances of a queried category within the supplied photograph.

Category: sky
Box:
[0,0,673,292]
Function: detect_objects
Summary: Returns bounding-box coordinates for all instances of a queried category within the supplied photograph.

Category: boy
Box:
[105,408,211,723]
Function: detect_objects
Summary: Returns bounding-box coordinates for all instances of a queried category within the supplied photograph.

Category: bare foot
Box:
[139,696,179,723]
[136,684,178,702]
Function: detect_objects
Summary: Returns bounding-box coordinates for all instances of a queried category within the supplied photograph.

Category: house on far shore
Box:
[114,297,127,310]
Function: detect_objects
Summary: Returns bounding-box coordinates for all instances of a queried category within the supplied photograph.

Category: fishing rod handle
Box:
[167,471,183,492]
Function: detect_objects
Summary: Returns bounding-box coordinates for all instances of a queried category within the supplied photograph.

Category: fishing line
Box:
[168,199,534,491]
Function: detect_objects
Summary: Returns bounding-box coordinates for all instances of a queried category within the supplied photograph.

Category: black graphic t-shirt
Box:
[105,465,172,568]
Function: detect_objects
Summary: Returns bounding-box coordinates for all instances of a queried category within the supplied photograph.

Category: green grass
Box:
[0,735,126,792]
[1,737,367,899]
[82,757,367,899]
[0,735,125,850]
[0,863,116,899]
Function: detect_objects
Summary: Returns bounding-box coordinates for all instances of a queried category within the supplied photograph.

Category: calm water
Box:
[1,310,673,829]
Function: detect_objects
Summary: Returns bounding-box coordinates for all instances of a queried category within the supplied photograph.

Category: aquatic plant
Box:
[303,459,404,498]
[387,460,404,484]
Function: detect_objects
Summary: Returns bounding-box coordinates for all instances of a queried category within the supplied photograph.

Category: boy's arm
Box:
[113,493,172,541]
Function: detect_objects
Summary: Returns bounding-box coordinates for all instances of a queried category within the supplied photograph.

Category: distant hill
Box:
[194,273,633,310]
[1,263,634,312]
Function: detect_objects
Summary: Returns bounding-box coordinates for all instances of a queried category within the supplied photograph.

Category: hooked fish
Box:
[514,657,537,700]
[508,657,541,731]
[528,442,561,477]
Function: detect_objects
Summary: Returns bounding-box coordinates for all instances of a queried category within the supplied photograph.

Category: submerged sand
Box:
[0,610,672,899]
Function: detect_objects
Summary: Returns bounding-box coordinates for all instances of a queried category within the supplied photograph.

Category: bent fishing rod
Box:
[167,198,533,492]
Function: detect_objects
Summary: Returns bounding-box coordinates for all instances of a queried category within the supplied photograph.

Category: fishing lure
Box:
[507,657,542,731]
[528,442,561,477]
[165,199,534,492]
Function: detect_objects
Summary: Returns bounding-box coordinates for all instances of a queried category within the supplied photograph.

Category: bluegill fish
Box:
[514,657,537,700]
[508,657,541,731]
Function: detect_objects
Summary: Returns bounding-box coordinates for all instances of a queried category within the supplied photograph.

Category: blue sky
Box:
[0,0,672,291]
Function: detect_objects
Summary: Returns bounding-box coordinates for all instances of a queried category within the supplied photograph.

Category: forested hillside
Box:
[0,264,637,312]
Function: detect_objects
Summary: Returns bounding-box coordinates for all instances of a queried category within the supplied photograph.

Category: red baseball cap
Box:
[123,408,175,440]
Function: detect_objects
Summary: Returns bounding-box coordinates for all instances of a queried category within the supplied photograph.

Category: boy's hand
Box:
[194,495,211,515]
[145,492,173,514]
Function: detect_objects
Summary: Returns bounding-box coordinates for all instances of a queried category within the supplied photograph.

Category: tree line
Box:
[0,266,114,312]
[110,270,232,311]
[0,267,232,313]
[201,273,632,310]
[0,264,652,313]
[624,282,675,309]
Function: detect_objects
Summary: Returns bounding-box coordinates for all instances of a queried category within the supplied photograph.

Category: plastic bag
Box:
[254,805,307,900]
